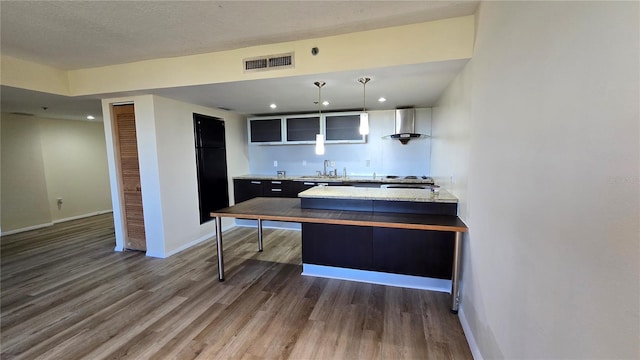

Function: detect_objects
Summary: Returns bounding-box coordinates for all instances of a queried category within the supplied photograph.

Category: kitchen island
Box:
[210,187,467,313]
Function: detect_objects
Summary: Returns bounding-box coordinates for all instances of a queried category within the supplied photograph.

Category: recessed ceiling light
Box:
[378,97,386,103]
[322,100,329,106]
[270,103,277,109]
[86,115,95,120]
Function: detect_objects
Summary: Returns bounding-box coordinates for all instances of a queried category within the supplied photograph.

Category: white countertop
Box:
[234,174,435,184]
[298,186,458,203]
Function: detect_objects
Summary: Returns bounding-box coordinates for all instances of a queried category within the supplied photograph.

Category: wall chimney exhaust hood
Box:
[383,108,429,144]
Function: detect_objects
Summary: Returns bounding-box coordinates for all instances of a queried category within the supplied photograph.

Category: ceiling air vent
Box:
[244,52,294,73]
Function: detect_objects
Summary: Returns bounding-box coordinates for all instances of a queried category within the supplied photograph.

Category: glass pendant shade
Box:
[359,112,369,135]
[315,134,325,155]
[358,77,371,135]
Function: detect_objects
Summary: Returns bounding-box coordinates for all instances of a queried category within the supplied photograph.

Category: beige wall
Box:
[1,113,112,234]
[431,1,639,359]
[1,16,474,97]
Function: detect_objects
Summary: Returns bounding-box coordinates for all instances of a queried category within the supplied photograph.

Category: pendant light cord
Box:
[358,77,371,112]
[314,81,325,117]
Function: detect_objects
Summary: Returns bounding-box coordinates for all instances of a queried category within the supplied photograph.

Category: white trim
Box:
[301,264,452,293]
[1,211,113,237]
[52,210,113,224]
[458,305,482,360]
[144,249,166,258]
[1,222,54,236]
[149,222,237,258]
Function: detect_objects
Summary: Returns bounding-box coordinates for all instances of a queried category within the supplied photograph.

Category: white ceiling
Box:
[0,0,478,121]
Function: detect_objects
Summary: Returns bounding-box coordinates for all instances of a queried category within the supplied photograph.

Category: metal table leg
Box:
[450,231,463,314]
[215,216,224,281]
[257,218,264,252]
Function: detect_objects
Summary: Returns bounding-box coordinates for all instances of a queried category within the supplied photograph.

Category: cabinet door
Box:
[372,228,454,279]
[285,116,320,142]
[291,181,317,197]
[302,223,373,270]
[233,179,264,203]
[249,118,282,143]
[325,113,365,143]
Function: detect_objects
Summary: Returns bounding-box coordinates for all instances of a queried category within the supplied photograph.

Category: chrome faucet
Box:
[323,160,330,176]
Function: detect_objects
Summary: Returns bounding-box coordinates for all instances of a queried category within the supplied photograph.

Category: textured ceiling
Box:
[0,0,478,120]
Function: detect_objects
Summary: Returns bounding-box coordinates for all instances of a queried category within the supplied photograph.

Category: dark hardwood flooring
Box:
[1,214,472,359]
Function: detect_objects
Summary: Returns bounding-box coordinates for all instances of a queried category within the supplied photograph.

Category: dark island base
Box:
[302,223,455,279]
[300,196,458,281]
[301,197,458,215]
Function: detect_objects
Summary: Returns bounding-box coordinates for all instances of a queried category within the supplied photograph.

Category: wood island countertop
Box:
[298,186,458,203]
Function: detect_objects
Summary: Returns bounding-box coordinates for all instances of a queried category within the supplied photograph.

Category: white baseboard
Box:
[52,210,113,224]
[1,222,54,236]
[2,210,113,236]
[147,222,237,258]
[458,304,482,360]
[301,264,452,293]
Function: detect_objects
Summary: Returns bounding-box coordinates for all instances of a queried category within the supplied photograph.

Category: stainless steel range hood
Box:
[383,108,429,144]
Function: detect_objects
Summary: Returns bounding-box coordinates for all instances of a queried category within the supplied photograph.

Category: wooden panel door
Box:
[113,104,146,251]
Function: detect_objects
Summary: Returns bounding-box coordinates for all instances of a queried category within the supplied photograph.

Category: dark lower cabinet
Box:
[234,178,347,203]
[302,223,373,270]
[234,179,301,203]
[372,228,454,279]
[302,223,454,279]
[233,179,265,203]
[291,181,318,197]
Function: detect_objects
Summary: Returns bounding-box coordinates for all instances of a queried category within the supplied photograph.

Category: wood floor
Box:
[1,214,472,360]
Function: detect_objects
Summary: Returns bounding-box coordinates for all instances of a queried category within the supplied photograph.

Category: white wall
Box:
[1,113,112,234]
[248,109,432,177]
[431,2,639,359]
[152,95,249,256]
[101,95,249,257]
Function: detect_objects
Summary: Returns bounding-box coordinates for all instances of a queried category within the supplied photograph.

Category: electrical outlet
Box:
[302,160,307,166]
[273,160,278,167]
[365,160,370,167]
[330,161,335,167]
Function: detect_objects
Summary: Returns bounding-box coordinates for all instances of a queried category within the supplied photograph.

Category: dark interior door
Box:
[194,114,229,224]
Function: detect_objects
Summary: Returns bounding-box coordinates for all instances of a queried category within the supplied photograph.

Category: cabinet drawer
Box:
[264,180,292,197]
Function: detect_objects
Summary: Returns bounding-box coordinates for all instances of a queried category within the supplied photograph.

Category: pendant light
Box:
[358,77,371,135]
[314,81,326,155]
